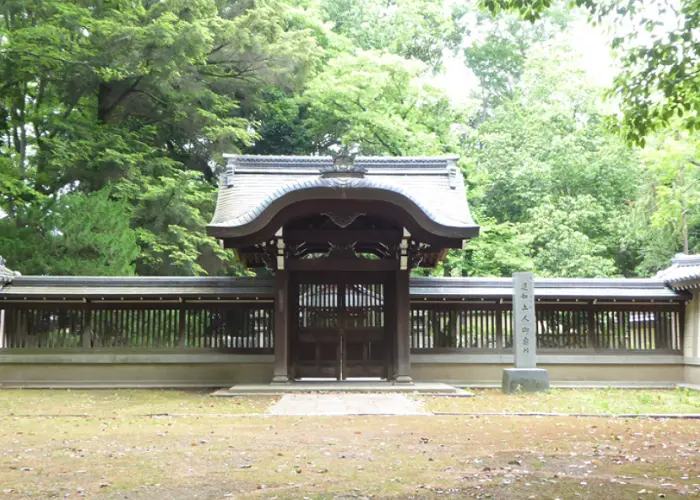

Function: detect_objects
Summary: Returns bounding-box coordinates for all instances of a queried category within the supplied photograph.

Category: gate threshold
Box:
[213,381,471,396]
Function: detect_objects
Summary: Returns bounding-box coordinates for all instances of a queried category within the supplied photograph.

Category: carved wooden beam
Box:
[284,228,402,246]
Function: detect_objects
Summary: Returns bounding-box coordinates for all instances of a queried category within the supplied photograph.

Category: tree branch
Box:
[0,49,93,69]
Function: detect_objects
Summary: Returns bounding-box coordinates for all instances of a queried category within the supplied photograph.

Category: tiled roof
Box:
[410,277,686,301]
[656,254,700,289]
[207,155,479,239]
[0,276,273,299]
[0,276,686,302]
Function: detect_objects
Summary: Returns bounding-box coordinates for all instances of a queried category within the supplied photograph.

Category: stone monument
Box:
[502,272,550,394]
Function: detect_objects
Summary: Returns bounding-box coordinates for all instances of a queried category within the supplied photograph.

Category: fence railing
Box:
[1,303,274,352]
[410,302,684,352]
[0,300,685,354]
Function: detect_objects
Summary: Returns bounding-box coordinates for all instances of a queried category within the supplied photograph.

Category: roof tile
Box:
[0,276,684,301]
[656,254,700,289]
[207,155,478,239]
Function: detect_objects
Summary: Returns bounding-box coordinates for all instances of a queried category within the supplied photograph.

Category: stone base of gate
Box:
[213,381,472,396]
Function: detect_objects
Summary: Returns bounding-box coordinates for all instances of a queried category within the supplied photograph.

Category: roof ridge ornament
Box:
[321,151,367,178]
[222,161,235,188]
[447,160,459,189]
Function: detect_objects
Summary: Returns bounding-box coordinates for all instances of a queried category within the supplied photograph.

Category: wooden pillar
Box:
[272,270,291,383]
[0,309,5,349]
[177,306,187,348]
[394,270,412,383]
[587,302,597,349]
[82,309,93,350]
[384,274,396,380]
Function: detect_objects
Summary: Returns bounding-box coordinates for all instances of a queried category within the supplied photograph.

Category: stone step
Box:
[212,381,472,397]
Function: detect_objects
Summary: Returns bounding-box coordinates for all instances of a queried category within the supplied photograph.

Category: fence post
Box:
[679,303,686,352]
[82,309,92,349]
[0,309,5,349]
[587,302,596,349]
[178,306,187,348]
[654,310,667,350]
[496,305,503,349]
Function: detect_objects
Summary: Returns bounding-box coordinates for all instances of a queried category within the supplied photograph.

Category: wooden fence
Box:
[0,300,685,353]
[1,303,274,352]
[410,302,684,352]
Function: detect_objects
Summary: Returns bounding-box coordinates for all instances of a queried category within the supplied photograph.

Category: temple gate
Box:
[206,155,480,382]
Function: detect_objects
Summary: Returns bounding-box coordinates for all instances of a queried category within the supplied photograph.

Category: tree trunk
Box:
[97,82,111,124]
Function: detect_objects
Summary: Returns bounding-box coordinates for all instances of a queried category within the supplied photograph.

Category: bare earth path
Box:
[1,390,699,499]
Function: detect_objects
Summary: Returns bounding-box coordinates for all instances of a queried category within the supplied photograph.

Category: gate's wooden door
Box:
[293,273,387,380]
[342,280,386,379]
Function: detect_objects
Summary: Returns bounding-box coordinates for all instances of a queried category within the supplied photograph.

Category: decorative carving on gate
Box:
[321,212,366,228]
[327,243,360,260]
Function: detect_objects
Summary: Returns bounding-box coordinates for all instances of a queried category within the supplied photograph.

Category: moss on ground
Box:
[420,387,700,415]
[1,389,699,498]
[0,389,276,417]
[0,398,697,498]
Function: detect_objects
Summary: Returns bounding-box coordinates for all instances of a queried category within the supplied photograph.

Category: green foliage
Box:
[302,50,457,155]
[477,0,700,146]
[0,0,695,280]
[116,168,239,276]
[0,0,321,276]
[623,129,700,275]
[522,196,618,277]
[0,187,139,275]
[477,0,595,23]
[463,8,568,116]
[608,0,700,145]
[438,220,533,277]
[246,88,315,155]
[319,0,462,70]
[459,37,641,277]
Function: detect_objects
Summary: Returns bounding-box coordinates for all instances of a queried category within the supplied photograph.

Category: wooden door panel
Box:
[292,272,388,380]
[341,280,387,379]
[294,282,341,379]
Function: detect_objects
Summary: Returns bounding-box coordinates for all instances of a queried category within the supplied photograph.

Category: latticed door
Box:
[342,281,386,378]
[293,273,387,380]
[294,281,342,379]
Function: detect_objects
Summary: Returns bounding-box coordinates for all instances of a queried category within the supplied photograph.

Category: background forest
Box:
[1,0,699,278]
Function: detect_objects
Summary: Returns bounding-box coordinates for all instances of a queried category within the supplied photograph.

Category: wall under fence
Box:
[0,353,685,388]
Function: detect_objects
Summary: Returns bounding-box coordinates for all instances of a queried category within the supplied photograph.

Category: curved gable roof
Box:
[656,253,700,289]
[207,155,479,241]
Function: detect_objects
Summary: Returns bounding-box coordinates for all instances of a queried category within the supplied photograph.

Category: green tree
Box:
[469,40,638,223]
[437,219,533,277]
[478,0,700,144]
[624,129,700,274]
[303,50,457,155]
[0,0,321,275]
[457,38,640,277]
[0,186,139,275]
[462,8,569,120]
[319,0,462,70]
[522,196,618,277]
